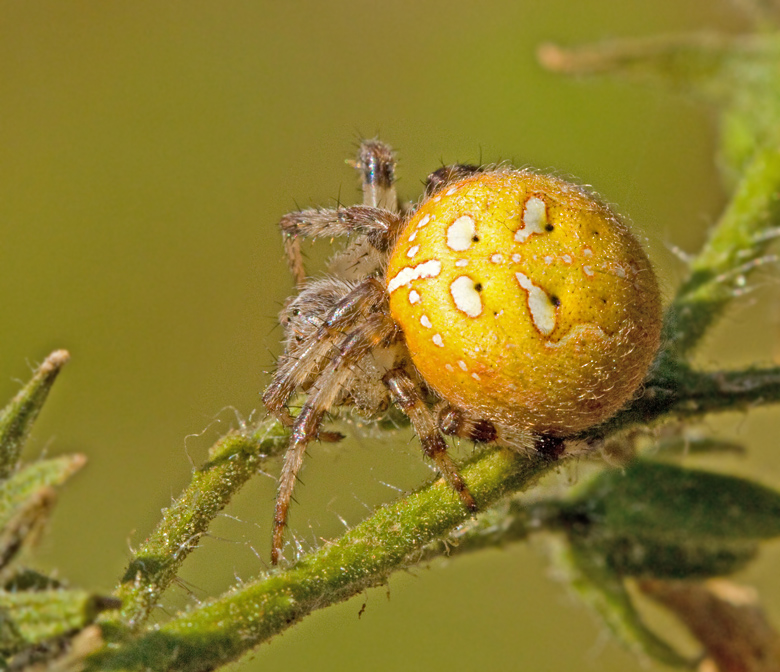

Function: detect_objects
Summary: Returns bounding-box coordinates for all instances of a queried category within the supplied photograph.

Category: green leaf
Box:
[551,539,692,668]
[561,460,780,578]
[0,456,86,570]
[0,351,70,480]
[0,589,119,656]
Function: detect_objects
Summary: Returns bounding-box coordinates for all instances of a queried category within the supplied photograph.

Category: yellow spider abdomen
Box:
[385,170,662,435]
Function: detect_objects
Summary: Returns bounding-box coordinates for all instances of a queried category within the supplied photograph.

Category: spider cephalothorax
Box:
[264,139,662,564]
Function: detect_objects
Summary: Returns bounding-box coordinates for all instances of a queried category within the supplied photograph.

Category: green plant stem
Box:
[89,446,556,671]
[106,421,289,631]
[537,33,778,98]
[0,350,70,479]
[662,143,780,359]
[592,364,780,440]
[95,355,780,667]
[552,541,693,668]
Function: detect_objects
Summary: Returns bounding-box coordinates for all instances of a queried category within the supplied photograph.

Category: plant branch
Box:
[589,363,780,440]
[105,421,289,632]
[89,446,557,671]
[87,350,780,671]
[661,143,780,359]
[537,33,780,101]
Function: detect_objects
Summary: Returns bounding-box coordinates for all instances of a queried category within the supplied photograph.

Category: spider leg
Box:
[263,278,386,419]
[353,139,399,212]
[280,206,401,285]
[436,403,535,453]
[382,369,478,514]
[271,312,401,565]
[424,163,484,198]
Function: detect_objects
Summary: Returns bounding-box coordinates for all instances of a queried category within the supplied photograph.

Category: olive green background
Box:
[1,2,779,670]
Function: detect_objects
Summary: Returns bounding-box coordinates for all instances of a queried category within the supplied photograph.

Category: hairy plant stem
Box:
[661,143,780,359]
[90,354,780,669]
[589,364,780,440]
[104,422,289,632]
[89,446,556,671]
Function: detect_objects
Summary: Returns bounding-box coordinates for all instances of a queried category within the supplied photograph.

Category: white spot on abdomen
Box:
[449,276,483,317]
[491,254,503,264]
[514,197,547,243]
[447,215,476,251]
[420,315,432,328]
[432,334,444,347]
[515,272,556,335]
[387,259,442,294]
[408,290,420,304]
[406,245,420,258]
[455,259,468,267]
[416,214,431,229]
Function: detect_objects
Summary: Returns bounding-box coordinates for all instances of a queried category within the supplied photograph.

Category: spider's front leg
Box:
[271,309,401,565]
[281,206,401,286]
[281,139,400,285]
[382,369,478,514]
[352,138,399,212]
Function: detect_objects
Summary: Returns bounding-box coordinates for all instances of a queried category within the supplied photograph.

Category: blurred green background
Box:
[2,2,779,670]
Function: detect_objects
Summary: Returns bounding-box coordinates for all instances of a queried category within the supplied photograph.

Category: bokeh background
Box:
[2,2,779,670]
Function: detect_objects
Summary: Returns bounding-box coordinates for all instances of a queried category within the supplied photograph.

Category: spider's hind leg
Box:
[436,403,536,455]
[383,369,477,513]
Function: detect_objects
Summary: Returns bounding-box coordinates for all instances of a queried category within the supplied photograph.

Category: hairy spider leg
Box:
[382,368,478,514]
[271,312,401,565]
[353,139,399,212]
[263,278,387,424]
[435,403,535,454]
[282,139,399,285]
[424,163,484,199]
[281,206,400,286]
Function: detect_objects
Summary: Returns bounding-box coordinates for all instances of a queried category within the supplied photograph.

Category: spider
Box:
[263,139,662,565]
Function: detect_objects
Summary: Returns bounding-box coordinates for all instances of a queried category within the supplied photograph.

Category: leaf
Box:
[0,351,70,480]
[0,456,86,570]
[550,539,692,668]
[0,589,119,656]
[560,460,780,578]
